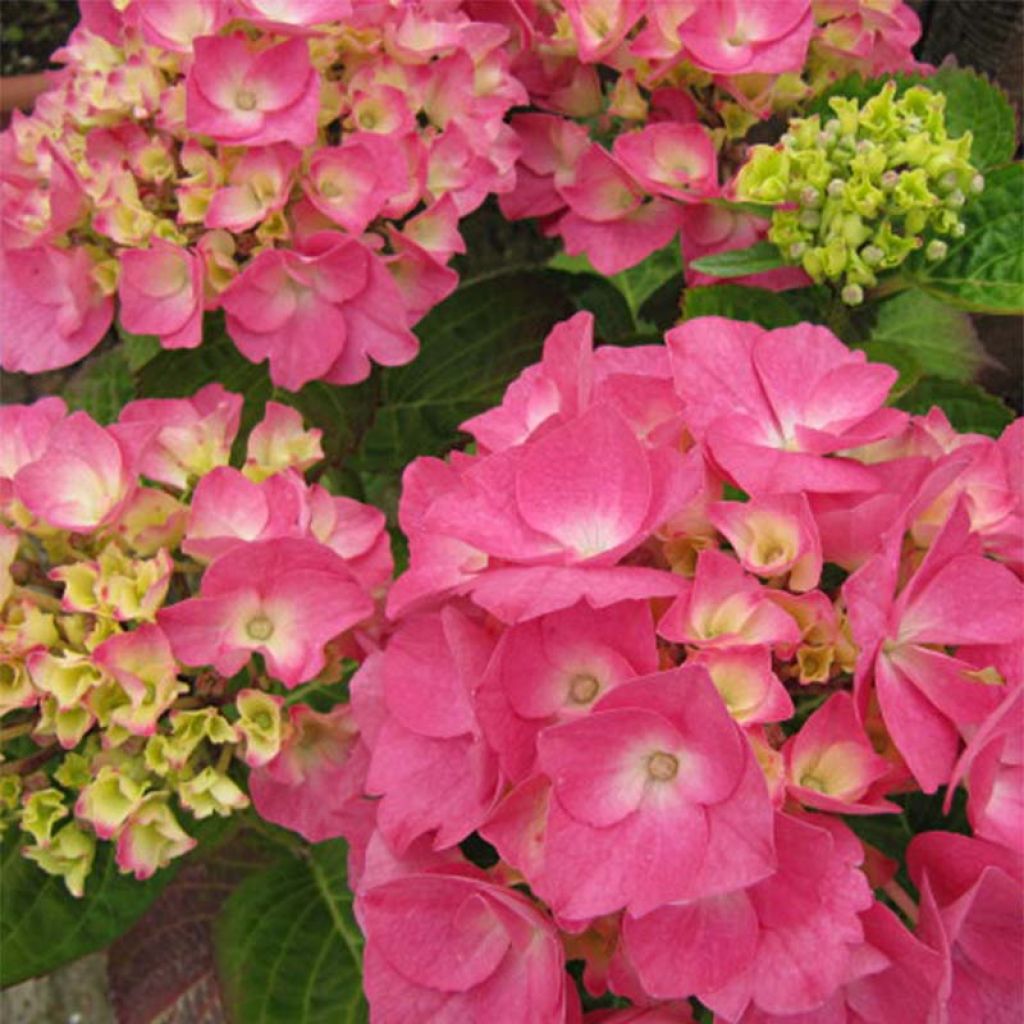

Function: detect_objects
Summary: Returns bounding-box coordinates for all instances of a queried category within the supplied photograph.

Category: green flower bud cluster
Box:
[736,82,982,303]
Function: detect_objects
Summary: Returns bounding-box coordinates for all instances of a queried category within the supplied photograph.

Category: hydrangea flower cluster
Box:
[0,390,389,893]
[496,0,926,280]
[735,82,983,302]
[249,313,1023,1022]
[0,0,526,386]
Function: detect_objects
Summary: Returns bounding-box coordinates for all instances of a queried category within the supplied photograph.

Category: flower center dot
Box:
[235,89,258,111]
[246,615,274,642]
[568,673,600,705]
[647,751,679,782]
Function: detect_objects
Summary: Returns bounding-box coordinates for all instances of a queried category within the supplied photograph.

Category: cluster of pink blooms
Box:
[0,388,389,887]
[0,0,527,387]
[1,1,927,387]
[238,313,1024,1022]
[497,0,925,279]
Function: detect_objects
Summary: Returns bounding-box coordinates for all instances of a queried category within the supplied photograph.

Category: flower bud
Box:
[925,240,948,262]
[841,284,864,306]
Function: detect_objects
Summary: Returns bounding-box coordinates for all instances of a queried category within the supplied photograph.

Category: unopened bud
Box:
[939,171,958,192]
[881,170,899,191]
[970,173,985,194]
[925,239,948,261]
[861,245,884,266]
[946,189,965,208]
[951,221,967,237]
[799,209,821,229]
[841,284,864,306]
[789,241,808,259]
[801,186,821,208]
[827,179,845,198]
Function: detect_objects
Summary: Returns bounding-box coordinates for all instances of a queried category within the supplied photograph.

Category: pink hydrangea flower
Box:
[658,549,801,650]
[948,686,1023,855]
[185,34,320,147]
[612,123,718,203]
[220,231,418,390]
[14,412,134,532]
[620,813,875,1018]
[678,0,814,74]
[249,704,369,843]
[0,244,113,373]
[117,384,242,489]
[483,665,775,920]
[0,397,66,505]
[667,317,906,494]
[352,606,502,853]
[158,537,374,687]
[783,692,899,815]
[475,599,659,782]
[909,831,1024,1022]
[204,143,299,232]
[360,872,577,1024]
[845,501,1023,792]
[390,399,695,622]
[710,493,822,591]
[118,239,204,350]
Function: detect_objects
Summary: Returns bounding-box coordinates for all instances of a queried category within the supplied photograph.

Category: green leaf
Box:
[116,324,162,372]
[895,379,1014,437]
[688,241,786,279]
[356,269,593,471]
[905,163,1024,313]
[1,831,175,985]
[682,284,825,329]
[214,839,366,1024]
[549,245,681,332]
[808,68,1017,172]
[64,347,135,424]
[859,288,985,387]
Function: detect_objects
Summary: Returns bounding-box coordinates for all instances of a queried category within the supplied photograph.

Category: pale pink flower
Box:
[117,383,242,489]
[0,397,66,505]
[612,123,718,203]
[783,693,899,815]
[0,244,113,373]
[14,412,134,532]
[118,239,204,350]
[204,143,299,232]
[679,0,814,74]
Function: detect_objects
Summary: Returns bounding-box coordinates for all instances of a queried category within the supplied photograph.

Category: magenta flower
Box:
[352,606,502,853]
[158,537,373,687]
[910,832,1024,1022]
[185,34,320,147]
[219,231,418,390]
[845,502,1023,791]
[360,872,577,1023]
[483,665,775,920]
[621,813,874,1019]
[668,317,906,494]
[249,704,369,843]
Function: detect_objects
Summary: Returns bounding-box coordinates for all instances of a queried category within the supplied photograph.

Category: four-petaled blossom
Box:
[158,537,373,686]
[118,239,204,349]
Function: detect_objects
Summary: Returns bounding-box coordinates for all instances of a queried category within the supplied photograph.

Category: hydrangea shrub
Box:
[1,1,1022,1022]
